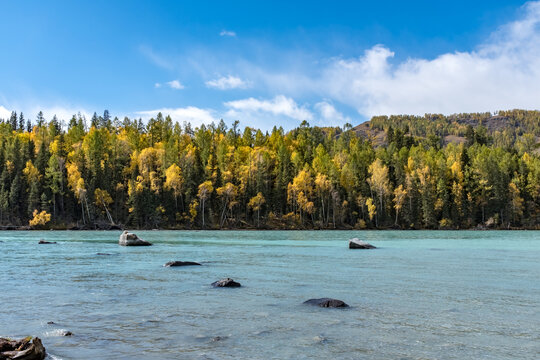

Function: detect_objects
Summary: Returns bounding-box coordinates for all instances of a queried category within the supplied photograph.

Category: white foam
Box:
[43,329,69,337]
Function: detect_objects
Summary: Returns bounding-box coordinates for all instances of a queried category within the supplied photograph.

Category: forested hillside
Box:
[0,109,539,230]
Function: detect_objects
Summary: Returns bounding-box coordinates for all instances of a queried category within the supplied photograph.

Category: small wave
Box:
[44,329,70,337]
[46,354,63,360]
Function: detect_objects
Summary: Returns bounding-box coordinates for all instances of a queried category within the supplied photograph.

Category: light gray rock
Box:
[119,231,152,246]
[349,238,376,249]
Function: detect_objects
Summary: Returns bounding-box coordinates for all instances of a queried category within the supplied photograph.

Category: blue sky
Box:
[0,0,538,129]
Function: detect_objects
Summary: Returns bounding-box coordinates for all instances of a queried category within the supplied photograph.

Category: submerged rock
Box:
[118,231,152,246]
[211,278,241,288]
[164,261,201,267]
[62,331,73,337]
[38,240,56,244]
[0,336,46,360]
[303,298,349,308]
[348,238,376,249]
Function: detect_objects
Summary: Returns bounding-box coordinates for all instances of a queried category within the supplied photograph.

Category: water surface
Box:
[1,230,539,359]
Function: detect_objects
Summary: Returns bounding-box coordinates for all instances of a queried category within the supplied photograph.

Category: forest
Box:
[0,109,539,230]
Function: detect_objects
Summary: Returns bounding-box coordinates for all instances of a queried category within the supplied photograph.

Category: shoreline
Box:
[1,226,538,231]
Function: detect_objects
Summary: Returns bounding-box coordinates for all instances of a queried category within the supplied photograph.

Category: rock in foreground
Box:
[211,278,241,287]
[303,298,349,308]
[118,231,152,246]
[164,261,201,267]
[0,336,46,360]
[349,238,376,249]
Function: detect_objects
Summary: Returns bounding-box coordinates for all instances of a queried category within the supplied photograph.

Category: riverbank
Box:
[1,223,538,231]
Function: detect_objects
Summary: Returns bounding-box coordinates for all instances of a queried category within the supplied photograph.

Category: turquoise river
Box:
[1,230,539,359]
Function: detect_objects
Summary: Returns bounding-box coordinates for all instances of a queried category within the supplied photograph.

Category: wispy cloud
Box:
[219,30,236,37]
[154,80,185,89]
[206,75,250,90]
[224,95,313,126]
[136,106,215,126]
[139,45,174,70]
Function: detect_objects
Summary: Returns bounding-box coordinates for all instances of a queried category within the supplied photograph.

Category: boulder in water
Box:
[0,336,46,360]
[211,278,241,288]
[38,240,56,244]
[348,238,376,249]
[164,261,201,267]
[303,298,349,308]
[118,231,152,246]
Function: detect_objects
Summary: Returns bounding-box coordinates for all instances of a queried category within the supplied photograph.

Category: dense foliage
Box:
[0,110,539,229]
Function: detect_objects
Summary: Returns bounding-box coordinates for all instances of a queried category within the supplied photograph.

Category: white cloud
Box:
[205,75,251,90]
[314,101,351,126]
[0,105,12,120]
[37,106,93,122]
[220,30,236,37]
[136,106,216,127]
[166,80,184,89]
[154,80,184,90]
[224,95,313,125]
[0,104,92,123]
[312,1,540,117]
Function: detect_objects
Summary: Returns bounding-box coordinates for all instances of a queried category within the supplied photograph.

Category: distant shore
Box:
[1,224,538,231]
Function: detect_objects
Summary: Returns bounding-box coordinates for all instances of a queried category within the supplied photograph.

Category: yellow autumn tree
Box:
[248,192,266,227]
[164,163,184,210]
[94,188,114,224]
[368,158,390,223]
[216,182,238,227]
[197,181,214,228]
[29,209,51,228]
[67,162,90,224]
[366,197,377,224]
[393,184,407,225]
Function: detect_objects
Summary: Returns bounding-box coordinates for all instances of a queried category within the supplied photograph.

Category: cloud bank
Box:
[224,95,312,126]
[310,1,540,117]
[136,106,215,127]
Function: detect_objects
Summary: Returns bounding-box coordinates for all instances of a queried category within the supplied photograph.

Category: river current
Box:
[1,230,538,359]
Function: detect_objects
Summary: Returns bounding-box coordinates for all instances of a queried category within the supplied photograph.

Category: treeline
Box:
[0,109,539,230]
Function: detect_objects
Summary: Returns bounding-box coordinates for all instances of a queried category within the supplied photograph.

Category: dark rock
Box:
[38,240,57,244]
[212,336,226,342]
[0,336,46,360]
[118,231,152,246]
[46,321,55,325]
[303,298,349,308]
[348,238,376,249]
[211,278,241,288]
[62,331,73,337]
[164,261,201,267]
